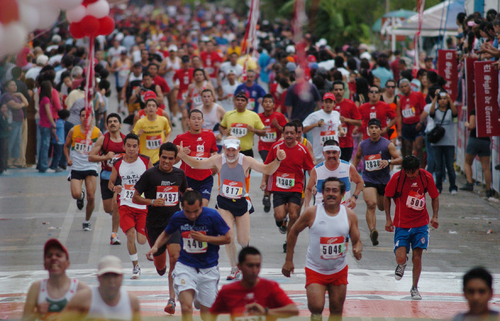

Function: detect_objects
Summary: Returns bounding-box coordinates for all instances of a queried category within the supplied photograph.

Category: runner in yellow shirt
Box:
[133,98,171,165]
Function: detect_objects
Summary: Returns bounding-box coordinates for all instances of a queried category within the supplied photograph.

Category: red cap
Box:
[44,238,69,259]
[307,55,317,62]
[144,90,157,102]
[323,93,335,101]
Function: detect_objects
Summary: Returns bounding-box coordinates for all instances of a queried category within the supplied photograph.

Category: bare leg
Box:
[167,243,180,300]
[84,175,97,221]
[218,208,237,268]
[327,284,347,321]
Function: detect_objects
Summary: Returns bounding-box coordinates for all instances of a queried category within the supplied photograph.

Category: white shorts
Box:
[172,261,220,307]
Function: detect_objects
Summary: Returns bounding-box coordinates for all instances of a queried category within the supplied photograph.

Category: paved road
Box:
[1,80,500,320]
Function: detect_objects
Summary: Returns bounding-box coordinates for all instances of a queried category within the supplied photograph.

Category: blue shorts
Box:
[216,195,254,217]
[394,225,429,253]
[186,175,214,200]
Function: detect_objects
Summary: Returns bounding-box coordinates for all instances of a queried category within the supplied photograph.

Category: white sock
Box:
[129,253,138,262]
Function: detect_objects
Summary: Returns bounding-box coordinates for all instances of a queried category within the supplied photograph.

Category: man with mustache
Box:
[282,177,363,321]
[304,140,363,211]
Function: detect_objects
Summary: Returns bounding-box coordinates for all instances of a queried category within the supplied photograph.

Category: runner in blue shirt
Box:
[234,70,267,112]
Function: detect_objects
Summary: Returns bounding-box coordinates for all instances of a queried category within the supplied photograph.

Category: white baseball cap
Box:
[36,55,49,66]
[168,45,178,52]
[97,255,123,276]
[224,139,240,149]
[286,45,295,54]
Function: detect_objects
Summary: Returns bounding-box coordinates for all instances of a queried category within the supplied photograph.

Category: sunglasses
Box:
[369,91,379,94]
[386,86,395,88]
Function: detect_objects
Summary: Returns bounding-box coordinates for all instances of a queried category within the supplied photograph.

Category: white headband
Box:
[323,145,341,152]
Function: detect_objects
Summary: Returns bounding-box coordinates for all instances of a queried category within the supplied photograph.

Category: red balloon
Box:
[97,16,115,36]
[69,22,86,39]
[82,0,99,4]
[0,0,19,25]
[80,15,100,36]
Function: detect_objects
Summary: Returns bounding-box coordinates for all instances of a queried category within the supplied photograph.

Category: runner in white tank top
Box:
[196,89,226,147]
[282,177,362,321]
[88,287,132,320]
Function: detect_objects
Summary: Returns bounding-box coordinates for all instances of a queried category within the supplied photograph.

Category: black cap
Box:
[133,62,142,68]
[121,49,127,55]
[424,56,433,62]
[368,118,382,128]
[234,92,248,101]
[181,55,190,63]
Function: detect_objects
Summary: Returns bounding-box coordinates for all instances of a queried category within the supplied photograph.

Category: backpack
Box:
[392,169,429,199]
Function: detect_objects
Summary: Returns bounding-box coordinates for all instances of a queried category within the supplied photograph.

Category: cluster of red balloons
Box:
[67,0,114,38]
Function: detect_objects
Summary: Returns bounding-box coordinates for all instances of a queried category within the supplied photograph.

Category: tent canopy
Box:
[372,10,416,32]
[388,0,465,37]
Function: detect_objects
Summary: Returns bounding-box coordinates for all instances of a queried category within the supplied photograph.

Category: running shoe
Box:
[263,195,271,213]
[410,286,422,300]
[283,241,287,253]
[110,233,121,245]
[370,229,379,246]
[486,189,495,198]
[77,190,85,210]
[131,264,141,279]
[459,183,473,191]
[278,217,288,234]
[451,189,458,195]
[156,266,167,276]
[395,263,406,280]
[82,222,92,231]
[226,267,241,280]
[164,298,176,314]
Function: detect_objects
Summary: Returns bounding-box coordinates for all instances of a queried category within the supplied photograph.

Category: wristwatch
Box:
[388,159,392,164]
[353,194,358,200]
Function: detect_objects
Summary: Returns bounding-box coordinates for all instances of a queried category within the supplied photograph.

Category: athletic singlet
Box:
[306,204,349,275]
[381,95,398,139]
[191,81,207,108]
[196,104,220,131]
[70,125,100,172]
[219,153,247,199]
[88,286,132,321]
[116,60,131,87]
[101,132,126,172]
[37,278,79,320]
[126,73,142,101]
[115,155,150,209]
[165,57,180,88]
[315,160,351,204]
[359,137,391,185]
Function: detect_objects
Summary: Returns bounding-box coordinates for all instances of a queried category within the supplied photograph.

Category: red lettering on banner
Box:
[465,58,477,117]
[474,61,500,137]
[438,50,458,102]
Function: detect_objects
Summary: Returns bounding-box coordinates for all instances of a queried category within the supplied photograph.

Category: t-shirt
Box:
[1,93,24,122]
[173,68,194,100]
[200,51,222,78]
[153,75,170,94]
[384,169,439,228]
[219,62,243,85]
[303,109,341,160]
[399,92,426,125]
[220,82,240,112]
[265,141,314,193]
[210,278,294,316]
[220,109,265,151]
[134,166,187,227]
[234,83,267,113]
[39,96,54,128]
[172,131,218,180]
[285,82,321,121]
[165,207,230,269]
[258,111,288,151]
[114,155,150,209]
[358,101,397,139]
[333,99,361,148]
[108,46,126,64]
[132,116,171,164]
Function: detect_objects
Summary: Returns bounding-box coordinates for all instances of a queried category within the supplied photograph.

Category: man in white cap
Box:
[25,55,48,81]
[22,239,88,321]
[218,69,241,112]
[359,44,372,61]
[59,255,141,321]
[219,52,243,86]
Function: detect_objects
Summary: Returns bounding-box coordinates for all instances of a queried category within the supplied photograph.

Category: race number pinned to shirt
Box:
[181,231,208,254]
[276,172,295,189]
[341,125,348,134]
[107,153,124,167]
[74,138,92,155]
[370,110,377,120]
[261,128,277,143]
[364,154,382,171]
[248,98,255,110]
[193,95,202,106]
[406,190,425,210]
[156,186,179,206]
[146,135,162,150]
[181,91,188,100]
[402,107,415,118]
[320,131,336,145]
[230,123,248,137]
[122,184,135,201]
[320,236,346,260]
[221,179,243,199]
[190,151,209,161]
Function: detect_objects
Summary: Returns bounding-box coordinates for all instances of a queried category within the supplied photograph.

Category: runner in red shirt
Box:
[132,91,170,126]
[262,122,314,253]
[384,155,439,300]
[258,94,287,213]
[358,85,396,139]
[332,81,362,162]
[210,247,298,319]
[173,109,218,207]
[200,41,222,87]
[148,63,170,109]
[173,55,194,107]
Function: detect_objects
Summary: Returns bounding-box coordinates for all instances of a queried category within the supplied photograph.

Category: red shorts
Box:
[119,205,147,235]
[305,265,348,287]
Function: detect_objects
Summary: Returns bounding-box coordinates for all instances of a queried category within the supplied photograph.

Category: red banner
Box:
[437,50,458,102]
[474,61,500,137]
[465,57,477,117]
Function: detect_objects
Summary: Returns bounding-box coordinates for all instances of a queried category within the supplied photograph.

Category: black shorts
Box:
[364,181,386,196]
[259,150,269,162]
[241,149,254,157]
[117,86,123,94]
[145,225,181,256]
[100,177,121,200]
[70,170,98,180]
[273,192,302,208]
[402,122,425,141]
[216,195,254,217]
[340,147,353,162]
[186,175,214,200]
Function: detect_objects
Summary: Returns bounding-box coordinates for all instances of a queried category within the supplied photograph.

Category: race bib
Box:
[276,172,295,189]
[364,154,382,171]
[106,153,124,167]
[196,144,204,152]
[406,190,425,210]
[156,186,179,206]
[320,131,336,145]
[189,151,209,161]
[74,138,92,155]
[206,67,214,75]
[221,179,243,199]
[226,94,233,105]
[248,98,255,110]
[342,126,348,134]
[320,236,346,260]
[230,123,248,137]
[146,135,162,150]
[122,184,135,201]
[181,91,188,100]
[402,107,415,118]
[183,76,189,85]
[260,128,277,143]
[370,111,377,120]
[193,95,202,106]
[181,231,208,254]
